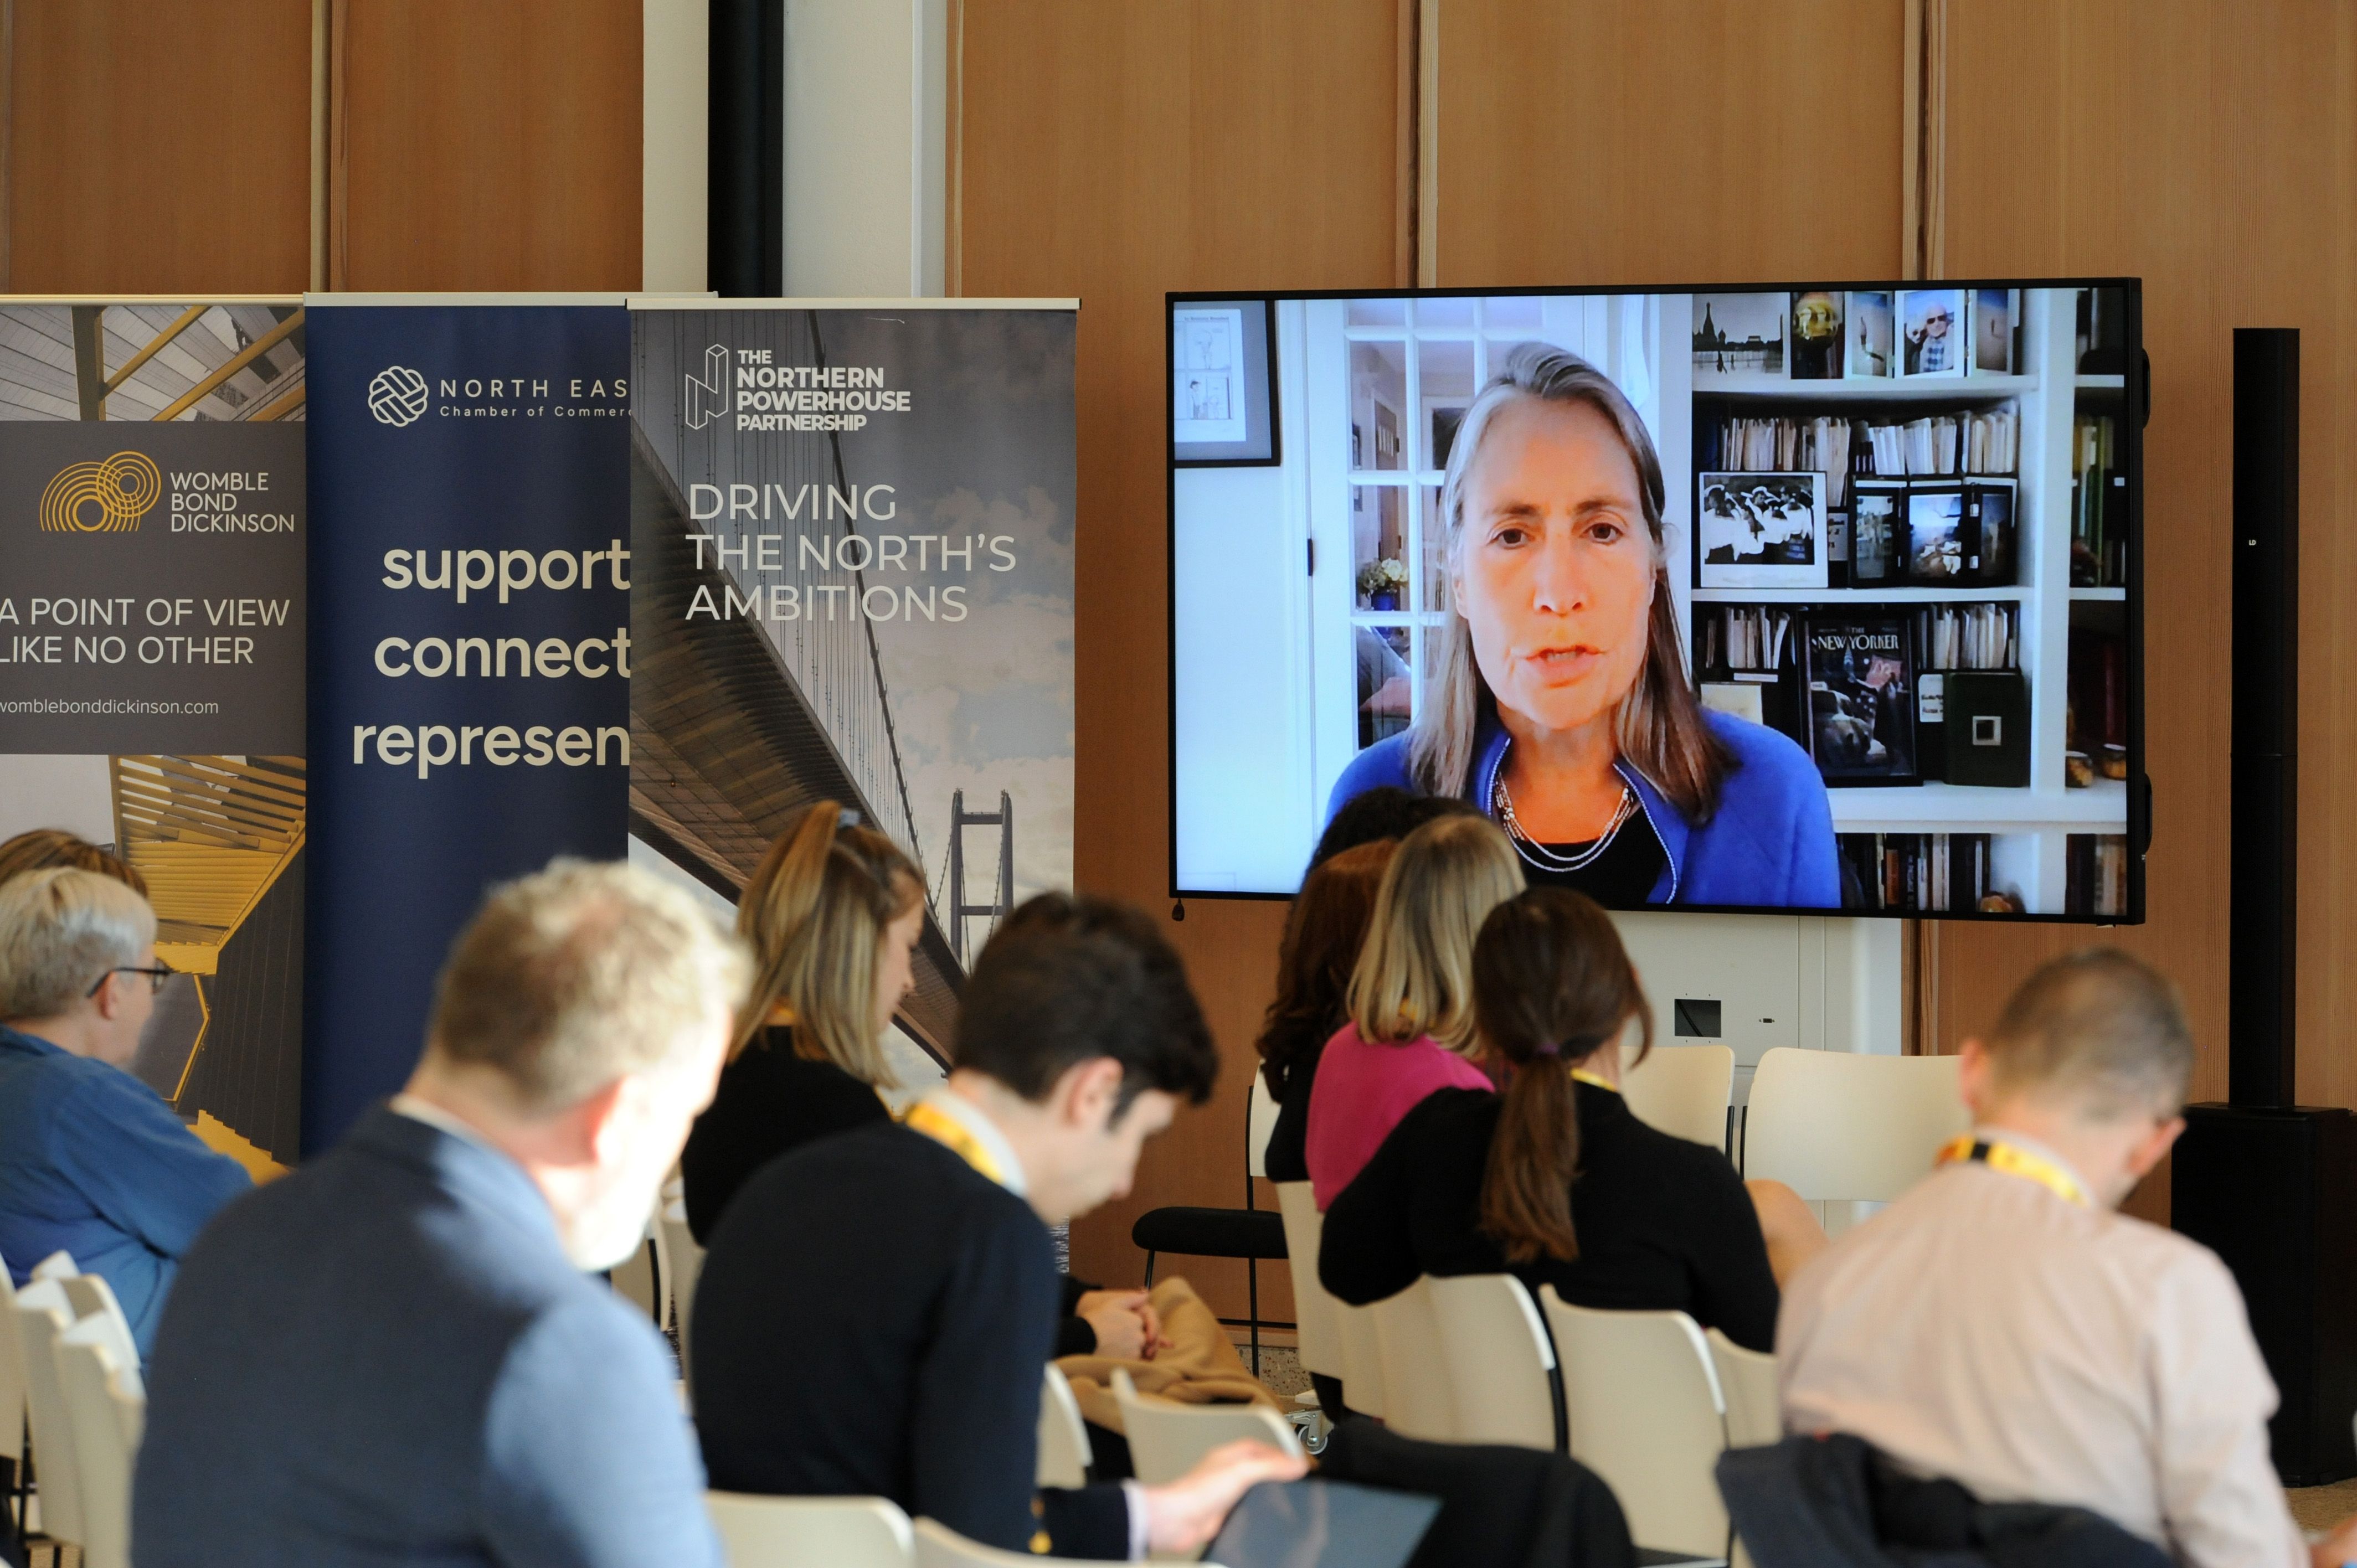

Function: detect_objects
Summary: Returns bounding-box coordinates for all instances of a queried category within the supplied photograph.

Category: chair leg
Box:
[1143,1251,1156,1287]
[1247,1259,1260,1376]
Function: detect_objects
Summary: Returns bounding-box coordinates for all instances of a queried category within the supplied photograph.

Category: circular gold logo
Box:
[39,451,162,533]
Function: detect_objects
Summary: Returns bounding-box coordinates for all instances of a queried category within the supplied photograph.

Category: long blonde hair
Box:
[1345,815,1524,1055]
[1410,343,1734,819]
[733,801,923,1085]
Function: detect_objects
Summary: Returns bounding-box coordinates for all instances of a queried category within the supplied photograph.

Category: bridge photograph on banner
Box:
[0,298,307,1176]
[629,300,1077,1072]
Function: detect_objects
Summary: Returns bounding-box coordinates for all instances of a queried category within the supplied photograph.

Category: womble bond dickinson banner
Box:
[629,301,1077,1067]
[0,299,307,1173]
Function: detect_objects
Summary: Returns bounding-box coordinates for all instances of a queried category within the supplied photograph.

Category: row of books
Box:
[1699,408,2018,489]
[2071,414,2128,587]
[1694,605,2030,787]
[2065,834,2131,917]
[1838,832,2004,914]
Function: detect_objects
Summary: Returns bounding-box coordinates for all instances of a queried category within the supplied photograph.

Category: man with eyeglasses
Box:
[0,866,250,1360]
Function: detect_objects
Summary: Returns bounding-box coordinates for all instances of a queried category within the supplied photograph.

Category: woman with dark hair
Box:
[1324,344,1838,909]
[1318,886,1780,1350]
[1255,839,1397,1185]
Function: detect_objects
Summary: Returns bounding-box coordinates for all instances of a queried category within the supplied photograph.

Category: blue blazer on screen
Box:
[132,1106,718,1568]
[1329,708,1841,909]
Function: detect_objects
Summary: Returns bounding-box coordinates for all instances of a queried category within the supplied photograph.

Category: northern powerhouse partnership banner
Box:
[0,299,308,1168]
[304,302,631,1153]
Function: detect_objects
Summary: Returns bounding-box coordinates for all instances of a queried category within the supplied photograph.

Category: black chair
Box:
[1130,1076,1291,1373]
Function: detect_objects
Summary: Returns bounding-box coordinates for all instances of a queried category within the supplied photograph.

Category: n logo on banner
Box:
[683,344,729,429]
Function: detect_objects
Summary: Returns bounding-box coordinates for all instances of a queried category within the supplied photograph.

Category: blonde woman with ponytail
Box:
[680,801,925,1243]
[1301,813,1524,1208]
[1319,885,1783,1352]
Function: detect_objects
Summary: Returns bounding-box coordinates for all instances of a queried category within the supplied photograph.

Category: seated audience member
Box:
[1257,839,1398,1185]
[1778,950,2357,1568]
[681,800,1161,1360]
[1304,813,1522,1207]
[694,893,1305,1560]
[1306,784,1476,873]
[0,868,249,1358]
[0,827,147,894]
[134,860,751,1568]
[1321,888,1780,1350]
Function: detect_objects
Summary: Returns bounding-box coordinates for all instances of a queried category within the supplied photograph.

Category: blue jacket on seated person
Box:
[132,1105,718,1568]
[1327,708,1840,910]
[0,1023,251,1360]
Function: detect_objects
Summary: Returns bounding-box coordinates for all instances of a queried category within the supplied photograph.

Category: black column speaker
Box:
[2174,328,2357,1487]
[708,0,785,297]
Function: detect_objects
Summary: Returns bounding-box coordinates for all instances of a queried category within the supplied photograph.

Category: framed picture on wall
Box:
[1172,297,1280,465]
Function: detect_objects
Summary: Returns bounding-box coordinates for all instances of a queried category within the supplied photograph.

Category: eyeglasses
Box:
[85,963,174,999]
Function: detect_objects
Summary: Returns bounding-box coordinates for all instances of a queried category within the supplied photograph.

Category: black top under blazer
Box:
[679,1027,893,1244]
[693,1122,1131,1559]
[1318,1080,1780,1352]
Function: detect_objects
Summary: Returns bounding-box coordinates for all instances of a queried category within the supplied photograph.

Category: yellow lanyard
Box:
[902,1098,1012,1190]
[1569,1067,1619,1092]
[1937,1134,2089,1208]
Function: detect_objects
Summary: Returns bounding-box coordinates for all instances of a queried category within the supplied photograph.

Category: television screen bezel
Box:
[1163,277,2145,924]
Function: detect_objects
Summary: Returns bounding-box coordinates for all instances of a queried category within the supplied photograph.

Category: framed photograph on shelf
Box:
[1964,478,2018,584]
[1171,297,1279,465]
[1692,293,1785,375]
[1900,288,1968,378]
[1906,485,1972,581]
[1804,612,1919,786]
[1697,471,1828,589]
[1973,288,2019,374]
[1789,290,1845,379]
[1851,479,1906,586]
[1847,290,1895,379]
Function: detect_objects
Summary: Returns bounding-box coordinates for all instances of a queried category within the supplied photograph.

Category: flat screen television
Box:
[1167,281,2143,921]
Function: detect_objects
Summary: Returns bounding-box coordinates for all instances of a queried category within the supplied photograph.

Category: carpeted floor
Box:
[2290,1478,2357,1534]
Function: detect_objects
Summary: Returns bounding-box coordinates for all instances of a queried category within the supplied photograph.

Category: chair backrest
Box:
[59,1272,144,1400]
[0,1249,23,1466]
[1272,1182,1342,1385]
[54,1326,143,1568]
[14,1285,86,1544]
[1246,1073,1281,1183]
[1109,1367,1300,1486]
[914,1516,1230,1568]
[1619,1042,1736,1151]
[1743,1048,1969,1201]
[1540,1289,1729,1561]
[1706,1328,1781,1450]
[1034,1364,1092,1489]
[706,1491,914,1567]
[660,1198,704,1373]
[1369,1278,1454,1442]
[1425,1273,1560,1450]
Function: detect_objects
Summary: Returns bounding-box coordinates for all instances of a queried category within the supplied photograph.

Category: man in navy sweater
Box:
[134,860,751,1568]
[694,893,1304,1559]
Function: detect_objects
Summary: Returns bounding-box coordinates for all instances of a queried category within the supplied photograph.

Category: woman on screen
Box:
[1326,344,1838,909]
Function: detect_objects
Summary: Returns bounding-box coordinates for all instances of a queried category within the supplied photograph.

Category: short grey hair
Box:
[426,859,753,1115]
[0,867,158,1020]
[1986,948,2195,1119]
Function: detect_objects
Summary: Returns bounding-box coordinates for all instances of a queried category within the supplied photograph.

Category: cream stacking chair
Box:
[1619,1042,1736,1152]
[1108,1367,1299,1487]
[1034,1365,1092,1489]
[1427,1272,1560,1449]
[1741,1048,1968,1201]
[705,1491,914,1567]
[53,1327,144,1568]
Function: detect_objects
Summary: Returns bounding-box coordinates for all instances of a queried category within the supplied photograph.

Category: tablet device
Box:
[1205,1478,1441,1568]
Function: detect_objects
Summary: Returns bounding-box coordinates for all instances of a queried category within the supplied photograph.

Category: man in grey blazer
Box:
[133,859,750,1568]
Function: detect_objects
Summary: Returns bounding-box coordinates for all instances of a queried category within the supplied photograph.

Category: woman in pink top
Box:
[1304,814,1524,1206]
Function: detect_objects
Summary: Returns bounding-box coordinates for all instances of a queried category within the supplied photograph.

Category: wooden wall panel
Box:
[332,0,641,291]
[955,0,1403,1317]
[1927,4,2357,1161]
[7,0,311,292]
[1435,1,1907,287]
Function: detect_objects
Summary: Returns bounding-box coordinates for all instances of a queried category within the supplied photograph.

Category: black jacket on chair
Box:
[1716,1435,2175,1568]
[1318,1419,1635,1568]
[693,1122,1131,1560]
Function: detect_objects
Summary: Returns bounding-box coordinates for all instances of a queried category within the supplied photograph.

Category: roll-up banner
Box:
[303,298,631,1153]
[628,301,1077,1070]
[0,298,307,1173]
